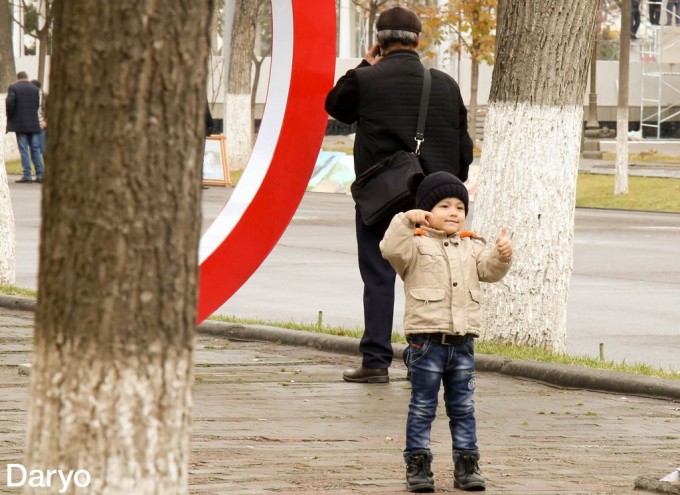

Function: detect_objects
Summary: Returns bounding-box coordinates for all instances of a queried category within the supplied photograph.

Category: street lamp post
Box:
[583,35,603,159]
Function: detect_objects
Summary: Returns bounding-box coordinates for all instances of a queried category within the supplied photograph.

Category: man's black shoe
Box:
[342,365,388,383]
[15,177,32,183]
[34,177,43,183]
[405,452,435,492]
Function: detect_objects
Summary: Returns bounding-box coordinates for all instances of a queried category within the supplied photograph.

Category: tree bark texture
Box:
[469,60,479,145]
[472,0,599,352]
[226,0,259,170]
[0,0,16,88]
[25,1,213,494]
[0,97,16,285]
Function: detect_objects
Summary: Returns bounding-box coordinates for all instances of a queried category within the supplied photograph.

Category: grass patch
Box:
[601,151,680,163]
[212,315,679,381]
[210,314,383,341]
[5,159,23,176]
[477,340,679,381]
[227,168,243,186]
[0,284,37,298]
[576,173,680,212]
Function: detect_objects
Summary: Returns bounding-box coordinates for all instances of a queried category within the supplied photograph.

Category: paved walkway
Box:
[1,305,678,494]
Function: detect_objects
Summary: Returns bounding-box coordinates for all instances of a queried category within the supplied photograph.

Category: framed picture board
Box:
[203,135,231,187]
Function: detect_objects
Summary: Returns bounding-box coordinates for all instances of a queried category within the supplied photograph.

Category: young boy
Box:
[379,171,512,492]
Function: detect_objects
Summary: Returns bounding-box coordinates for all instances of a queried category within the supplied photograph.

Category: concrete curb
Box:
[2,294,679,401]
[0,293,37,312]
[635,476,680,494]
[198,320,680,401]
[476,354,680,401]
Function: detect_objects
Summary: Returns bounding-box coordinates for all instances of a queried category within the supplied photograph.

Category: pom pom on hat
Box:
[414,172,469,214]
[376,7,422,33]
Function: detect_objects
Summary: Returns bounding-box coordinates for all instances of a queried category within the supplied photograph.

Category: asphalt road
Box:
[9,180,680,372]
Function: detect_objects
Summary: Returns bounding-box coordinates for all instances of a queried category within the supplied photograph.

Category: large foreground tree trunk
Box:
[25,1,213,494]
[471,0,599,352]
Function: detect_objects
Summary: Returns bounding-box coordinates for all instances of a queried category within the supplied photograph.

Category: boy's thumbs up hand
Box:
[496,227,512,260]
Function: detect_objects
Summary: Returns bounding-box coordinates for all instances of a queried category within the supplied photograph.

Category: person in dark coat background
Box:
[205,101,214,137]
[6,72,45,183]
[202,101,214,189]
[325,6,473,384]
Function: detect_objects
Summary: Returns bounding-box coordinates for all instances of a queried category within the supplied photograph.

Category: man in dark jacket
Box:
[325,6,473,384]
[6,72,44,183]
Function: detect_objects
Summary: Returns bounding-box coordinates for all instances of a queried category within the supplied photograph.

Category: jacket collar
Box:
[383,49,420,60]
[420,226,459,240]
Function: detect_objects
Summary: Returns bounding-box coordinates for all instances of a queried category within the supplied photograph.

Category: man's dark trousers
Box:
[355,210,396,369]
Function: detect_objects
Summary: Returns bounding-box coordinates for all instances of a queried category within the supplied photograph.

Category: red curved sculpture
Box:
[197,0,336,323]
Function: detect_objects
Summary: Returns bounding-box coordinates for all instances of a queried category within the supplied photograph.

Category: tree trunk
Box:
[469,59,479,146]
[24,1,213,493]
[616,0,630,194]
[495,0,505,56]
[36,26,49,85]
[0,1,17,273]
[35,0,52,85]
[471,0,599,352]
[0,97,16,285]
[0,0,16,87]
[226,0,259,170]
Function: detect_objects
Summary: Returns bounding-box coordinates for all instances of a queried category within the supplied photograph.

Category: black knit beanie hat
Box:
[408,171,469,214]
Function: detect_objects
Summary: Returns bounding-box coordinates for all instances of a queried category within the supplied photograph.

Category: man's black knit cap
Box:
[376,7,422,33]
[410,171,469,214]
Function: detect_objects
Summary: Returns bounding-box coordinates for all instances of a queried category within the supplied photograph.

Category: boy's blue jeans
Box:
[403,334,478,460]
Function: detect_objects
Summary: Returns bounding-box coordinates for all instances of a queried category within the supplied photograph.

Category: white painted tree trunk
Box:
[471,0,599,353]
[615,107,630,194]
[473,103,582,352]
[225,0,259,171]
[226,93,252,170]
[26,343,193,494]
[616,0,631,195]
[0,95,16,285]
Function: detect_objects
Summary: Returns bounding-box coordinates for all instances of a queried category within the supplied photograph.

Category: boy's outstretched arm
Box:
[496,227,513,261]
[476,227,513,282]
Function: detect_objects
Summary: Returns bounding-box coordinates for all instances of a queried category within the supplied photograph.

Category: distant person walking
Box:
[5,72,44,183]
[31,79,47,159]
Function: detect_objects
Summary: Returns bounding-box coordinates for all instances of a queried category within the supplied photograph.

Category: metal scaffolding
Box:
[639,4,680,139]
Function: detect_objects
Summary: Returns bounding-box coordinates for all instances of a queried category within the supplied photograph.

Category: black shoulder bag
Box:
[351,68,431,226]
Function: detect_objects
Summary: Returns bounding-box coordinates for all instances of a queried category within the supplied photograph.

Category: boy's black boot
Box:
[453,451,486,491]
[405,451,434,492]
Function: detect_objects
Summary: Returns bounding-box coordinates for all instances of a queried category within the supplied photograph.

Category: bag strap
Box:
[414,67,432,156]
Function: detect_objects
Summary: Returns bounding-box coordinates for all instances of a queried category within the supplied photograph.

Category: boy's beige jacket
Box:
[380,213,511,338]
